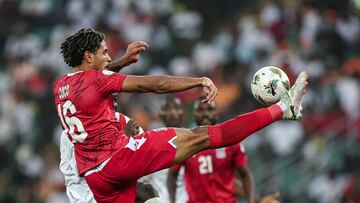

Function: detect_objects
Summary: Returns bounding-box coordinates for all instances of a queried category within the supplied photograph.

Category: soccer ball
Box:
[251,66,290,105]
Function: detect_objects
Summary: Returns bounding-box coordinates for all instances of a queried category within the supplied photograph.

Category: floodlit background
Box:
[0,0,359,202]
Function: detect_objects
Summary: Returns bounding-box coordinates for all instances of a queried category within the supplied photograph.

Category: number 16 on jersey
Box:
[57,100,88,143]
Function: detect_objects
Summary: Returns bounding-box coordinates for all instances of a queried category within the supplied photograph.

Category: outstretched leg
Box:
[172,71,308,163]
[172,105,281,163]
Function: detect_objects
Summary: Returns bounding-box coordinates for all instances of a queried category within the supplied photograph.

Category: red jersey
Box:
[53,70,127,175]
[172,143,248,203]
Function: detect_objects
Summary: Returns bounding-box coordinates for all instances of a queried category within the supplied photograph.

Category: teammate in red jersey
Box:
[54,28,308,203]
[167,97,280,203]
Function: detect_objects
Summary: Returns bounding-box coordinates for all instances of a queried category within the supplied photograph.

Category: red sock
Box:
[208,104,283,148]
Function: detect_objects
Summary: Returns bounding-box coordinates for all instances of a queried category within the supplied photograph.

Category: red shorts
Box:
[85,128,177,203]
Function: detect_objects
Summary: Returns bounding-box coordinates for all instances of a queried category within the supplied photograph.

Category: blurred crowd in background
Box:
[0,0,359,202]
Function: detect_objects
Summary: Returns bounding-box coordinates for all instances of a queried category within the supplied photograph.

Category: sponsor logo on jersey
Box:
[125,137,147,151]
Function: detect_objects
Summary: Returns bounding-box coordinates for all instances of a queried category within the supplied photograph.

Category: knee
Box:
[172,126,210,163]
[174,127,210,157]
[188,126,209,146]
[190,126,206,134]
[174,126,208,144]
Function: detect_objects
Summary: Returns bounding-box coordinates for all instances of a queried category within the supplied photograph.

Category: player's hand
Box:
[123,41,149,65]
[201,77,217,103]
[125,119,141,137]
[259,192,280,203]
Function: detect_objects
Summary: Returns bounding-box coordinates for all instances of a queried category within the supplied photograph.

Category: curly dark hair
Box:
[60,28,105,67]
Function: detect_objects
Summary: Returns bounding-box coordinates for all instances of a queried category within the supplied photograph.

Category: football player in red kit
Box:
[59,40,161,203]
[53,28,307,203]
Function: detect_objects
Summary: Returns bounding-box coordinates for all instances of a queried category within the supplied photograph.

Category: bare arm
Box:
[235,178,279,203]
[237,165,256,203]
[106,41,148,72]
[167,169,179,203]
[235,179,264,202]
[234,179,245,197]
[122,75,217,103]
[235,170,280,203]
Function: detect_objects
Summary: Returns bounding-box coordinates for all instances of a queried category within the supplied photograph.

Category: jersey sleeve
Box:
[233,143,248,169]
[94,70,127,95]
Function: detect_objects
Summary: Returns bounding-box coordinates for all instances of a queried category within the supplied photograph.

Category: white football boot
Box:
[278,71,308,120]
